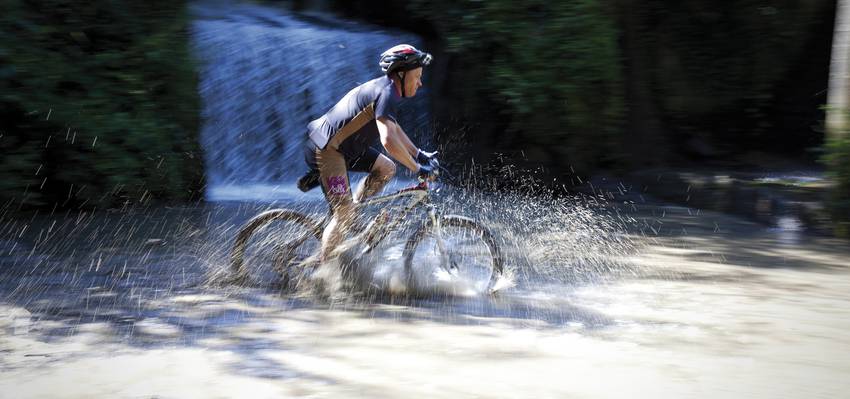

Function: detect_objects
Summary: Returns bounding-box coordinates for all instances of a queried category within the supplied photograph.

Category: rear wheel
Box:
[403,215,504,293]
[230,209,323,286]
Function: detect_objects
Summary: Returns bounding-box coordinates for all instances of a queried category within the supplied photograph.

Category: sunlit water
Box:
[3,179,850,397]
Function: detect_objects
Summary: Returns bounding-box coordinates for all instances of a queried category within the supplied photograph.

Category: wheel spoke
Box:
[404,216,502,292]
[230,209,321,287]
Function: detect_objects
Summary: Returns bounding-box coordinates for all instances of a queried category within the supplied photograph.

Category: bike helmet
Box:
[379,44,432,75]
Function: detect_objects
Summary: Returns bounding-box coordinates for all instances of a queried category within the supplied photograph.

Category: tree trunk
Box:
[827,0,850,138]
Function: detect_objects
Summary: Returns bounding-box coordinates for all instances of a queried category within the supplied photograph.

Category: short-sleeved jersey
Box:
[307,76,400,150]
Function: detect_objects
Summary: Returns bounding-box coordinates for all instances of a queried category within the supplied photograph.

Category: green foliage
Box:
[403,0,831,169]
[0,0,202,209]
[408,0,624,172]
[637,0,830,145]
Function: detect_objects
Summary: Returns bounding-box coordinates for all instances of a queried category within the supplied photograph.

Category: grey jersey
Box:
[307,76,400,150]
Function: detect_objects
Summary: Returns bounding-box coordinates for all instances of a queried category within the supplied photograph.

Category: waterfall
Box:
[191,2,430,201]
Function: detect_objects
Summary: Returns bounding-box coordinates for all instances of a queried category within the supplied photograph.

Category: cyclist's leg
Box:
[315,146,355,261]
[349,147,395,203]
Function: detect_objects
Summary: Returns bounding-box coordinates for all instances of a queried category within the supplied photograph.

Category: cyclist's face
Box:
[404,67,423,97]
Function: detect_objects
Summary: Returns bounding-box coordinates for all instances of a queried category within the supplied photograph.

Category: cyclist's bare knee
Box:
[373,156,396,182]
[367,155,396,193]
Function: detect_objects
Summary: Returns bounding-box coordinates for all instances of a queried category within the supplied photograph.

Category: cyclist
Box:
[301,44,438,262]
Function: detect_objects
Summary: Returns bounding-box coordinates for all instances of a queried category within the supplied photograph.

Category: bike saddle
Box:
[297,169,321,192]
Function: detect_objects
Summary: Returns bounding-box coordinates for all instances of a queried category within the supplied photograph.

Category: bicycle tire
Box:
[229,209,323,283]
[403,215,504,293]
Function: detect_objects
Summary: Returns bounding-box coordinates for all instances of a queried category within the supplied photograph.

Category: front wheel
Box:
[403,215,504,294]
[230,209,323,286]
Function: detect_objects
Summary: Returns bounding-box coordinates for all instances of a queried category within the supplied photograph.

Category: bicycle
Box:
[229,159,505,293]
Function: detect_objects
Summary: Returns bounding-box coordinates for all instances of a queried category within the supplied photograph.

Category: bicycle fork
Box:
[428,205,456,274]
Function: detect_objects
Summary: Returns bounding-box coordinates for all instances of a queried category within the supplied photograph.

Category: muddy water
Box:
[1,198,849,398]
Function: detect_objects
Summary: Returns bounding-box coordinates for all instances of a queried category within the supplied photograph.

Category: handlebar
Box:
[417,158,441,183]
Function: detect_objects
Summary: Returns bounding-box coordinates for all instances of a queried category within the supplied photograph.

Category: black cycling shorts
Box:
[304,136,381,174]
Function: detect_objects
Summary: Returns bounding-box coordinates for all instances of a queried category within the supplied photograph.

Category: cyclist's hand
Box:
[416,149,438,165]
[417,163,439,182]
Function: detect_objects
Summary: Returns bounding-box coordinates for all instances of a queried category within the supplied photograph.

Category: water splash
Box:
[220,170,642,300]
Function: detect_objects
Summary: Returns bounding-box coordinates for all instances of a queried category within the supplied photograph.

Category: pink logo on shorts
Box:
[327,176,348,195]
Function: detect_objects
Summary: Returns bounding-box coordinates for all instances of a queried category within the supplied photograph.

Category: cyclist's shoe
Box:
[297,169,321,192]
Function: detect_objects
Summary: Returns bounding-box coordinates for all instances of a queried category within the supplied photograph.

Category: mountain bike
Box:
[229,160,505,293]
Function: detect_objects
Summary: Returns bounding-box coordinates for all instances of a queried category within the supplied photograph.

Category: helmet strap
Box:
[396,70,407,98]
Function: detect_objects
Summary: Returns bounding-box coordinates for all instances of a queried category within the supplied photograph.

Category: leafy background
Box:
[1,0,845,229]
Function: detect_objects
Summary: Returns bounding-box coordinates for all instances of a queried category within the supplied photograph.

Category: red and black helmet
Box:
[379,44,433,75]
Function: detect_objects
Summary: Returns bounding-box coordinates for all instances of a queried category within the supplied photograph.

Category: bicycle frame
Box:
[282,180,438,259]
[285,176,451,271]
[351,180,443,255]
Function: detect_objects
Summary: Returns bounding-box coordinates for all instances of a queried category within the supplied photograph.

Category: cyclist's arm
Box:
[394,123,420,159]
[377,117,419,172]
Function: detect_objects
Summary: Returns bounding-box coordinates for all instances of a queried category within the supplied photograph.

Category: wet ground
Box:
[1,194,849,398]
